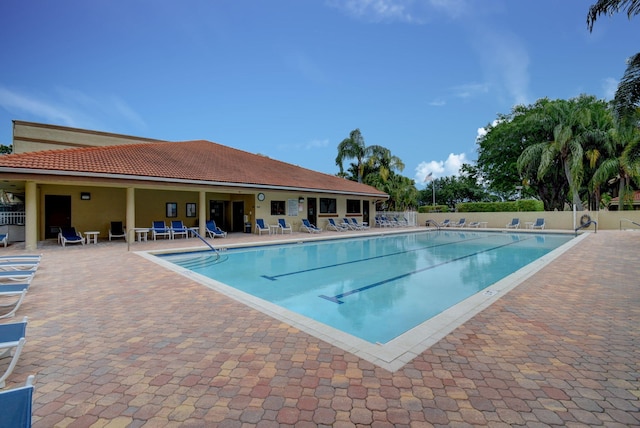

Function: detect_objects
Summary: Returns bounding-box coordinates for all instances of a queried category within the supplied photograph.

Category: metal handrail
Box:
[620,218,640,230]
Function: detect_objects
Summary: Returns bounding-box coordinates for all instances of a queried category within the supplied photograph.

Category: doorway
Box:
[232,201,245,233]
[44,195,71,239]
[209,201,227,230]
[363,200,370,226]
[307,197,317,227]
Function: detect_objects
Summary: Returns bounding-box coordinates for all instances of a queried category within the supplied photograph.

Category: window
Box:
[319,198,337,214]
[271,200,286,215]
[346,199,361,214]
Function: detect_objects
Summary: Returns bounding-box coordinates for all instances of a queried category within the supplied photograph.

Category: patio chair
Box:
[0,316,28,388]
[58,227,85,247]
[170,220,189,239]
[205,220,227,238]
[0,271,35,283]
[0,283,29,320]
[255,219,269,235]
[108,221,127,241]
[506,218,520,229]
[278,218,293,234]
[531,218,545,229]
[0,255,41,264]
[0,261,40,272]
[301,219,321,233]
[0,374,35,428]
[151,221,171,240]
[351,218,370,229]
[0,233,7,247]
[453,218,466,228]
[327,218,348,231]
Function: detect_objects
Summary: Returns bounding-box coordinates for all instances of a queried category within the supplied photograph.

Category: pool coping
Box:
[137,230,589,372]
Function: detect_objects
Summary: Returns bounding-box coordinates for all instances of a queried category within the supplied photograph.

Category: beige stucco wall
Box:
[417,210,640,231]
[13,121,163,154]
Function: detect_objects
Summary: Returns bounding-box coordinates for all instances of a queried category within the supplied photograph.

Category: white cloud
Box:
[276,138,330,151]
[326,0,421,23]
[452,82,490,99]
[0,86,78,126]
[414,152,468,184]
[429,98,446,106]
[0,86,146,131]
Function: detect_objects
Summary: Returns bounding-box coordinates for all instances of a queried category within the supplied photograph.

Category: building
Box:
[0,121,389,250]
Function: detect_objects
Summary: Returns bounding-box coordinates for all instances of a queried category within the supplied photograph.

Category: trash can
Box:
[244,223,251,233]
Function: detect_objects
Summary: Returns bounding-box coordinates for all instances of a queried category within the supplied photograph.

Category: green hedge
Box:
[418,205,450,213]
[456,200,544,212]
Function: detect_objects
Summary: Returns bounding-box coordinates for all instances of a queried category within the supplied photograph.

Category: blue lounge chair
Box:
[0,255,41,263]
[278,219,293,234]
[453,218,466,228]
[506,218,520,229]
[0,374,34,428]
[255,219,269,235]
[531,218,545,229]
[301,219,321,233]
[170,220,189,239]
[0,283,29,320]
[0,271,36,283]
[0,316,28,388]
[58,227,85,247]
[351,218,369,229]
[0,261,39,271]
[108,221,127,241]
[151,221,171,240]
[205,220,227,238]
[327,218,348,231]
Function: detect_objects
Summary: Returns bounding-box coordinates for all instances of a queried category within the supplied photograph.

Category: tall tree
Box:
[588,1,640,121]
[335,129,369,183]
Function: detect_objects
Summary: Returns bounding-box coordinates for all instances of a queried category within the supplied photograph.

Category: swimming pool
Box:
[155,230,576,348]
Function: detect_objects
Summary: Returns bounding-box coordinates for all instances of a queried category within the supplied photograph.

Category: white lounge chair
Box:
[453,218,466,228]
[506,218,520,229]
[0,271,36,283]
[0,283,29,320]
[58,227,85,247]
[0,233,7,247]
[170,220,189,239]
[206,220,227,238]
[0,374,35,427]
[0,261,39,272]
[351,218,369,229]
[301,219,321,233]
[108,221,127,241]
[278,219,293,234]
[0,316,28,388]
[327,218,348,231]
[255,219,269,235]
[151,221,171,240]
[531,218,545,229]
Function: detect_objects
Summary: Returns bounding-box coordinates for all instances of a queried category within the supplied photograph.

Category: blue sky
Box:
[0,1,637,187]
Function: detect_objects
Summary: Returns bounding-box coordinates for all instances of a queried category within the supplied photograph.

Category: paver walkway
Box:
[2,229,639,427]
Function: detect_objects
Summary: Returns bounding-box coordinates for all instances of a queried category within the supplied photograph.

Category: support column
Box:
[126,187,135,249]
[24,181,37,251]
[199,191,206,236]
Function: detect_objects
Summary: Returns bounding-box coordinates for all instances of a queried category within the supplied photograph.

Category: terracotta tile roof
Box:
[0,140,388,197]
[609,190,640,203]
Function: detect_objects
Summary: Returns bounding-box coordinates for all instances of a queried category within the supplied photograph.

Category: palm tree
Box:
[588,1,640,121]
[592,123,640,209]
[366,146,405,182]
[335,129,369,183]
[518,98,593,210]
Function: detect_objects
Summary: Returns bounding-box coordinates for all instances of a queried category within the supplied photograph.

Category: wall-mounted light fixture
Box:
[298,197,305,204]
[80,192,91,200]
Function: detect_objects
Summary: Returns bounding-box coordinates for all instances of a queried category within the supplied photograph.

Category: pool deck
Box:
[3,227,639,427]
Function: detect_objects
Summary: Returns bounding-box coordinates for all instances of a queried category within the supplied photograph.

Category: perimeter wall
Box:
[416,210,640,231]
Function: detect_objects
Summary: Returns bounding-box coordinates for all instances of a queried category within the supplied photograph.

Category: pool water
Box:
[159,231,574,344]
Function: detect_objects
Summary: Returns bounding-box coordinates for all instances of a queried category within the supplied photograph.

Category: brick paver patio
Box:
[1,229,639,427]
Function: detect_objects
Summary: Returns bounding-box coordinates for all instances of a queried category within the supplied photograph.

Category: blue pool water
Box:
[159,231,574,344]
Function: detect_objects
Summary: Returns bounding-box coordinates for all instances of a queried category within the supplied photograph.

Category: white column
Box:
[126,187,135,247]
[199,191,206,236]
